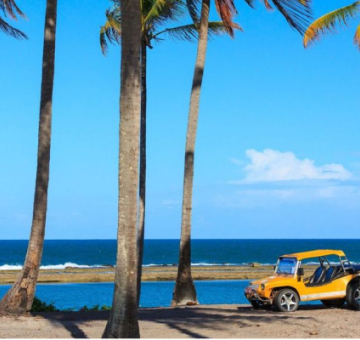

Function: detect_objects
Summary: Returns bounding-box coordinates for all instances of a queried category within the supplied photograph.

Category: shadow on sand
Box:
[30,304,334,338]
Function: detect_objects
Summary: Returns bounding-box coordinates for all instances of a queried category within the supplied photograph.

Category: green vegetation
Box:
[304,1,360,49]
[30,297,111,312]
[30,297,59,312]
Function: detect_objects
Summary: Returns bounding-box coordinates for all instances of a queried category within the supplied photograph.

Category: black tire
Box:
[346,281,360,311]
[250,300,272,310]
[274,289,299,312]
[321,298,345,308]
[250,300,261,309]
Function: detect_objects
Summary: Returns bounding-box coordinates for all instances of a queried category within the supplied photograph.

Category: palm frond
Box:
[0,15,27,38]
[0,0,25,19]
[155,23,198,41]
[214,0,238,37]
[144,0,170,25]
[271,0,312,35]
[354,22,360,49]
[99,9,121,55]
[154,21,241,42]
[144,0,186,29]
[186,0,201,23]
[244,0,256,9]
[149,0,187,28]
[304,1,360,47]
[262,0,273,11]
[208,21,242,36]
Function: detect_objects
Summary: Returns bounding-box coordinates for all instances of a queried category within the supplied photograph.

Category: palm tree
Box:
[0,0,57,314]
[172,0,312,306]
[100,0,233,306]
[0,0,27,39]
[304,2,360,49]
[102,0,142,337]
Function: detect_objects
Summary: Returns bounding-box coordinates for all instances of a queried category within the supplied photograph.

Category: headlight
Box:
[260,284,265,290]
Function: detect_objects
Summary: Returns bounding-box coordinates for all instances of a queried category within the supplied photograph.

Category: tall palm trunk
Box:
[172,0,210,306]
[137,40,147,307]
[0,0,57,315]
[102,0,142,337]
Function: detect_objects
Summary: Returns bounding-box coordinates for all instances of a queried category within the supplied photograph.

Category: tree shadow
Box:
[138,305,317,338]
[30,311,110,338]
[28,304,326,338]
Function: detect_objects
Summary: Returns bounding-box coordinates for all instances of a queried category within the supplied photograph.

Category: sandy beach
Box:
[1,304,359,338]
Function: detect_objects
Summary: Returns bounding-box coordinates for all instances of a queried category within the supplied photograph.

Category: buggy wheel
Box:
[346,281,360,311]
[274,289,299,312]
[250,300,261,309]
[321,298,345,308]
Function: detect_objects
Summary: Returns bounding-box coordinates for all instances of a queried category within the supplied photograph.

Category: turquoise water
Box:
[0,280,320,310]
[0,280,250,309]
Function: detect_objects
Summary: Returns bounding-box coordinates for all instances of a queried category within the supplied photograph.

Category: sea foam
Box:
[0,263,106,270]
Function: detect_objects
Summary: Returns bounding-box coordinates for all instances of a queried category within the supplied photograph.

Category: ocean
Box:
[0,239,359,309]
[1,239,360,269]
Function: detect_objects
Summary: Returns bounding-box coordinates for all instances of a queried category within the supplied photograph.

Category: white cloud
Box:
[240,149,351,182]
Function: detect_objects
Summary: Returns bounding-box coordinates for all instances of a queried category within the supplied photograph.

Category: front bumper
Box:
[244,286,271,305]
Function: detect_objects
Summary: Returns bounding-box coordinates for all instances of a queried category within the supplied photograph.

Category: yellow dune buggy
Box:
[244,249,360,312]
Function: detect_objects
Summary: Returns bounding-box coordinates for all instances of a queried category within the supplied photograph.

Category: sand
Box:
[1,304,359,338]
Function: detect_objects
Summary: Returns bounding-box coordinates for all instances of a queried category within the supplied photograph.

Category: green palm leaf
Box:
[100,9,121,55]
[354,22,360,48]
[144,0,184,26]
[304,1,360,47]
[149,0,186,27]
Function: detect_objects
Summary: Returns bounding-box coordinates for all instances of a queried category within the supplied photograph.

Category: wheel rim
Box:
[280,293,297,311]
[354,287,360,305]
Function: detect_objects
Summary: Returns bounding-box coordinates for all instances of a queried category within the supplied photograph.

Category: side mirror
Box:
[297,268,304,276]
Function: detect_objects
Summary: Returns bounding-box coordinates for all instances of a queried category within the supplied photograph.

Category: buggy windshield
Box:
[276,257,297,275]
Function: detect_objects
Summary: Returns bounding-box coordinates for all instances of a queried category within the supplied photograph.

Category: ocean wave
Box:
[0,263,107,270]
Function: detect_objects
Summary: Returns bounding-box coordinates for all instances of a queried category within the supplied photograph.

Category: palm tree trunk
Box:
[171,0,210,306]
[0,0,57,315]
[137,41,147,307]
[102,0,142,337]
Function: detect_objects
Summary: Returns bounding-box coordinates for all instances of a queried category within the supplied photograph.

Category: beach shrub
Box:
[31,297,59,312]
[79,305,111,311]
[30,298,111,312]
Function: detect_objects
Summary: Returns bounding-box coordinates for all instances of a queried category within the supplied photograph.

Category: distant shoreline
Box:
[0,265,279,284]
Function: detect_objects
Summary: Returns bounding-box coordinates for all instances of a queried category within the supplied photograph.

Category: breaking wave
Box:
[0,263,107,270]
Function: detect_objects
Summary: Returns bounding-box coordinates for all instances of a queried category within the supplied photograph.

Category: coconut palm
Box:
[0,0,57,314]
[102,0,142,337]
[172,0,312,306]
[100,0,234,306]
[304,2,360,49]
[0,0,27,38]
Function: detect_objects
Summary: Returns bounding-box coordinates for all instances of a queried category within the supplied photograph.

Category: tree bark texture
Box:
[0,0,57,315]
[102,0,142,338]
[172,0,210,306]
[137,41,147,307]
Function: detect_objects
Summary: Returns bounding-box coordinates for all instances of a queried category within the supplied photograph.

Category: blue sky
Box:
[1,0,359,239]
